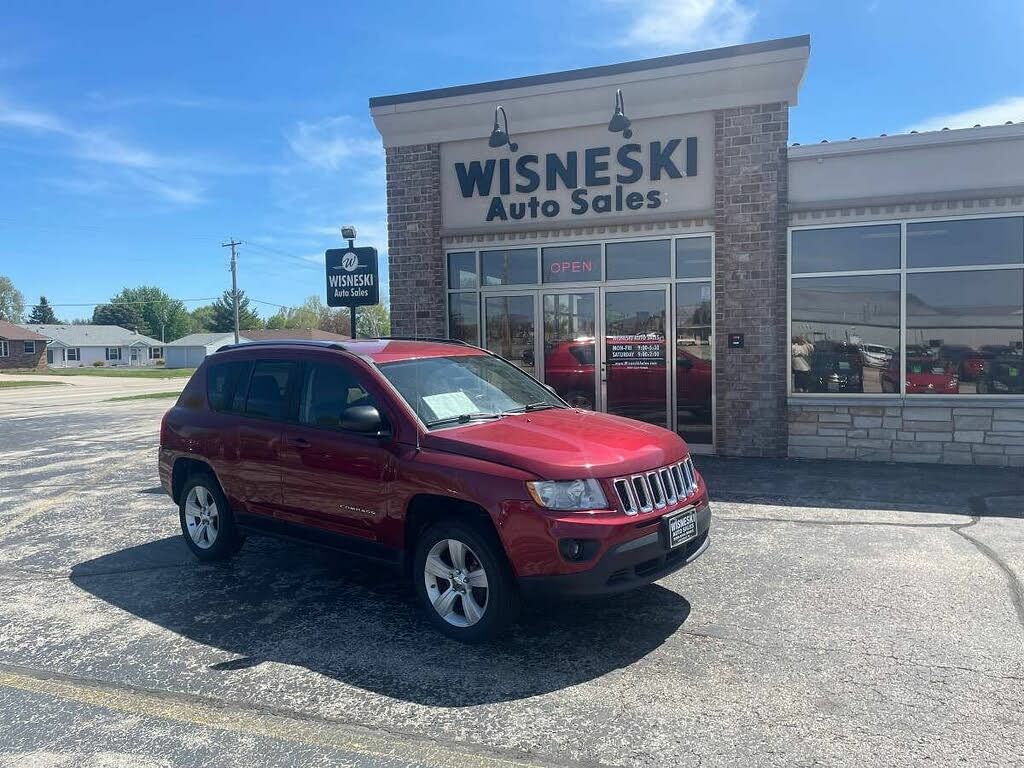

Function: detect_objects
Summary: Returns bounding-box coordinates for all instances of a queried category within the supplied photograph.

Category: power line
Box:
[46,297,219,308]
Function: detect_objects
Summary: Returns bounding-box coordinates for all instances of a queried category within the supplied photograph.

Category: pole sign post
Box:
[325,243,379,337]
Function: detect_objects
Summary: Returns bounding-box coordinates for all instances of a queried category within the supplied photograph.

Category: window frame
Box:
[105,347,123,362]
[66,347,80,362]
[23,341,36,354]
[788,212,1024,401]
[0,340,8,357]
[241,359,301,422]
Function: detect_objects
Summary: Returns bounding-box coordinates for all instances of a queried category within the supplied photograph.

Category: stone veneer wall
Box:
[789,403,1024,467]
[385,143,444,337]
[714,103,790,457]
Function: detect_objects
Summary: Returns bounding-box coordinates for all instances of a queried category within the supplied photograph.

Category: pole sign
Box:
[325,246,379,307]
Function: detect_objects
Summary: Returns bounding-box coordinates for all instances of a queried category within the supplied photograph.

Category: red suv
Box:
[159,338,711,641]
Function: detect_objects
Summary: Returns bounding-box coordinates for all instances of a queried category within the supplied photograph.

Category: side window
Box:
[206,360,251,413]
[299,363,379,430]
[244,361,296,420]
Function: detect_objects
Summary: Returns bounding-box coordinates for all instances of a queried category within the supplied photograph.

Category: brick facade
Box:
[385,143,445,337]
[713,103,790,457]
[789,403,1024,467]
[0,339,47,370]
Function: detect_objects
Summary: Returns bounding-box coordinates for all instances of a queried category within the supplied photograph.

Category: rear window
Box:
[206,361,251,413]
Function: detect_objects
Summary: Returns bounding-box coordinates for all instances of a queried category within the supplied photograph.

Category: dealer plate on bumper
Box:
[662,507,697,549]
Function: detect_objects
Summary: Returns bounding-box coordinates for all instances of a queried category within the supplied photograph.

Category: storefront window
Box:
[447,292,479,344]
[676,237,713,279]
[790,216,1024,396]
[676,282,712,443]
[542,244,602,283]
[481,249,537,285]
[792,224,900,274]
[606,240,670,280]
[447,251,476,289]
[791,274,900,394]
[484,295,536,373]
[906,270,1023,395]
[908,217,1023,268]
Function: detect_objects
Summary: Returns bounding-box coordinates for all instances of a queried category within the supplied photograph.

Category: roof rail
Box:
[215,339,348,353]
[374,336,473,346]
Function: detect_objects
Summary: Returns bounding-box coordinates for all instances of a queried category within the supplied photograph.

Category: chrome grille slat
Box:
[612,457,699,514]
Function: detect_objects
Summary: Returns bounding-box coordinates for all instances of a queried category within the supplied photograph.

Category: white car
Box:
[860,344,894,368]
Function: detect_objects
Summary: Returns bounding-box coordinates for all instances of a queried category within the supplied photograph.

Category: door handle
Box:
[287,437,311,449]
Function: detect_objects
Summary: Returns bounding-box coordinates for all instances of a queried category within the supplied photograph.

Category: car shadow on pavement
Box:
[70,534,691,707]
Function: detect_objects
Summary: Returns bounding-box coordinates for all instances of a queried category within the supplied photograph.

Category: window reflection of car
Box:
[807,352,863,393]
[676,348,712,417]
[938,345,985,381]
[977,357,1024,395]
[882,356,959,394]
[543,339,598,409]
[859,343,894,369]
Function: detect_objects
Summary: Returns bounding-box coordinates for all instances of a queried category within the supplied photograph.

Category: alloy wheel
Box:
[184,485,220,550]
[423,538,489,627]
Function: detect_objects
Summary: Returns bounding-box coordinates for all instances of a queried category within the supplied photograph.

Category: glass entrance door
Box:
[541,291,598,410]
[601,287,670,427]
[483,294,537,375]
[675,282,713,445]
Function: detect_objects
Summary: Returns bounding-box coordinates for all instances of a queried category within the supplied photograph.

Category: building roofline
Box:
[369,35,810,108]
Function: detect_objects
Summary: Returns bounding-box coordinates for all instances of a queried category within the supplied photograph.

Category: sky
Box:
[1,0,1022,321]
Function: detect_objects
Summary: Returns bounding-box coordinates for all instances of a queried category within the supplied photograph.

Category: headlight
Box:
[526,479,608,511]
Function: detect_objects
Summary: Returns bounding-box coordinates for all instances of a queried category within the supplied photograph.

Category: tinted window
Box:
[244,361,296,419]
[481,249,537,285]
[907,217,1023,268]
[791,274,901,393]
[907,270,1024,395]
[447,251,476,289]
[792,225,900,274]
[299,363,378,429]
[448,293,479,344]
[676,237,713,279]
[606,240,670,280]
[206,360,251,413]
[542,244,602,283]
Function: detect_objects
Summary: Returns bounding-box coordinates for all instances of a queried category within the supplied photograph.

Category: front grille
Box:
[613,456,699,515]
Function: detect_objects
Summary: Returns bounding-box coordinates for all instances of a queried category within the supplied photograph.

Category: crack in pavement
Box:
[951,516,1024,633]
[716,515,960,529]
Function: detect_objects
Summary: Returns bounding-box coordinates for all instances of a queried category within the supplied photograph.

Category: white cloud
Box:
[903,96,1024,133]
[609,0,755,51]
[286,115,381,170]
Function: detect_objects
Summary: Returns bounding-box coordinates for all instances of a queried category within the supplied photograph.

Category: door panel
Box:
[541,291,597,410]
[602,288,669,427]
[484,294,537,374]
[675,282,713,445]
[279,362,393,540]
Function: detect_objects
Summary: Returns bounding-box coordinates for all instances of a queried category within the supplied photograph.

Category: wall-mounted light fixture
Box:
[607,88,632,139]
[488,105,518,152]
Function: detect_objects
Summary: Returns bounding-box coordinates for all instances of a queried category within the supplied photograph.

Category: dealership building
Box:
[370,35,1024,466]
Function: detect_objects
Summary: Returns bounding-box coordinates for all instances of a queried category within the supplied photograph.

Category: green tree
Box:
[101,286,189,342]
[93,301,151,336]
[0,275,25,322]
[189,304,216,333]
[28,296,58,324]
[356,303,390,337]
[211,290,263,333]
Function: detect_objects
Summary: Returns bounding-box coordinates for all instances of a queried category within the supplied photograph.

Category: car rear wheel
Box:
[413,520,519,642]
[179,473,244,561]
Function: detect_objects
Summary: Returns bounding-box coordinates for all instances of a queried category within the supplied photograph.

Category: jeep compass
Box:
[159,338,711,641]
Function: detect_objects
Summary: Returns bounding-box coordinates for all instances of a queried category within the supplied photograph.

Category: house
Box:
[241,328,349,342]
[164,332,251,368]
[0,320,48,370]
[23,324,164,367]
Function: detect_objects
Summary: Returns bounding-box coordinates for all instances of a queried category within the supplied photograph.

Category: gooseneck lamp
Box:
[607,88,633,139]
[488,105,518,152]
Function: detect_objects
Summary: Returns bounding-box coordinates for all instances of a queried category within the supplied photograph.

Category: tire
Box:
[179,471,244,561]
[413,519,520,642]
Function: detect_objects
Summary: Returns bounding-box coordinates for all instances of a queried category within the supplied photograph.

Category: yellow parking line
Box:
[0,664,567,768]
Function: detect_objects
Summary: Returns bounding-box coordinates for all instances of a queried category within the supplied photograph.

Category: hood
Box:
[419,408,688,480]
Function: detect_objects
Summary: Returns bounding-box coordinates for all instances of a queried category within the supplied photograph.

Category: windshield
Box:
[378,354,566,427]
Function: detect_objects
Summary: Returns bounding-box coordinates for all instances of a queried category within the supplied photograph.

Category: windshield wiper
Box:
[506,401,563,413]
[425,412,504,428]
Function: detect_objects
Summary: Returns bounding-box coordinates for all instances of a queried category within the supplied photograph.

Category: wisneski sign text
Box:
[454,138,698,223]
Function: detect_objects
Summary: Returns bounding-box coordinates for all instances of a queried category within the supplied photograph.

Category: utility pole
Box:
[222,239,242,344]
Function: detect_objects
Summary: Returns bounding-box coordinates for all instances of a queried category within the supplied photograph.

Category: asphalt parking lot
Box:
[1,379,1022,767]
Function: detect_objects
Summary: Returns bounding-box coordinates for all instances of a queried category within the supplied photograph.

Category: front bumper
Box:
[517,502,711,598]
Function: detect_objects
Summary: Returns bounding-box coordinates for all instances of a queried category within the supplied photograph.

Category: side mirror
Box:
[339,405,386,435]
[544,383,558,395]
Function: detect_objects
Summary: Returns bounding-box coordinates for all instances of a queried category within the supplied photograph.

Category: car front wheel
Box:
[413,520,519,642]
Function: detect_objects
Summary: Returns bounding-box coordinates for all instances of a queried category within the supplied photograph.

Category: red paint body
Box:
[159,340,708,583]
